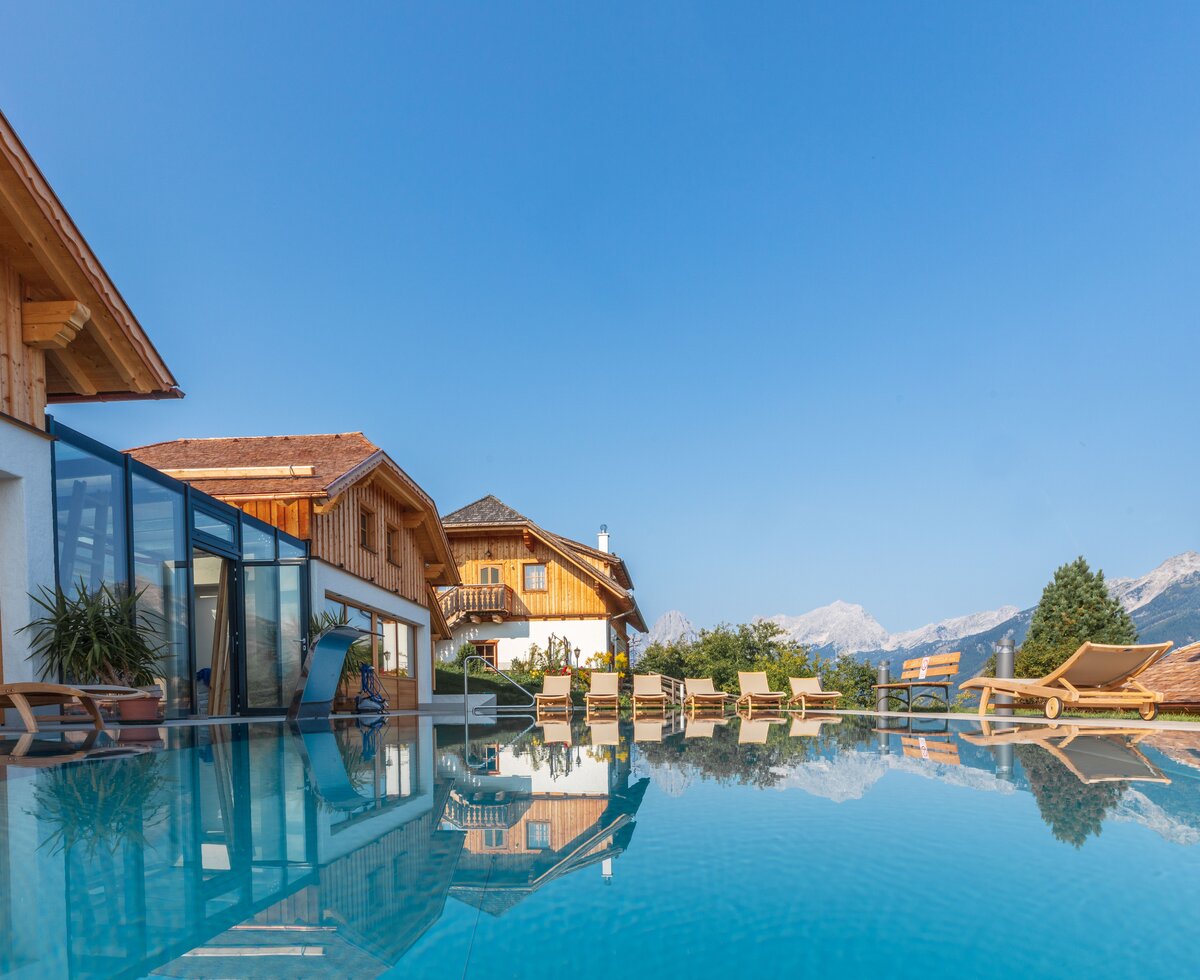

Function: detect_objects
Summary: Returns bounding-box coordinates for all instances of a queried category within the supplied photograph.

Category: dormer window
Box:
[523,562,547,592]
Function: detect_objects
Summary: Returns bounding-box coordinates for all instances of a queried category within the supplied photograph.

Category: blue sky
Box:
[3,3,1198,631]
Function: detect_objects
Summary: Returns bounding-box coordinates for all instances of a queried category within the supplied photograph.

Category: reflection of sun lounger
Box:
[685,716,728,738]
[539,721,573,745]
[589,721,620,746]
[738,715,785,744]
[789,715,842,738]
[959,642,1171,720]
[0,731,148,767]
[633,718,666,742]
[962,723,1170,785]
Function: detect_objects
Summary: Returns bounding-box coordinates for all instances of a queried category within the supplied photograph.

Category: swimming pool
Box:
[1,713,1198,978]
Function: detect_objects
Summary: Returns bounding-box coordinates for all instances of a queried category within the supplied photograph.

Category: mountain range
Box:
[634,552,1200,678]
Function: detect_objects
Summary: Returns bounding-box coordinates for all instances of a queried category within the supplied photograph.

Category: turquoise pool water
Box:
[2,713,1199,978]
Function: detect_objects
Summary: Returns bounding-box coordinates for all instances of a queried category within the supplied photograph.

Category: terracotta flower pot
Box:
[117,695,161,723]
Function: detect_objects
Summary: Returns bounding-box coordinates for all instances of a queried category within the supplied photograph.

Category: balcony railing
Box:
[439,583,516,622]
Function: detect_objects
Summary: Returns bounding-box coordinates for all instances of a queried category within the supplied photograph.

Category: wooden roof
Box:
[128,431,457,576]
[1139,643,1200,707]
[0,109,179,402]
[441,494,646,632]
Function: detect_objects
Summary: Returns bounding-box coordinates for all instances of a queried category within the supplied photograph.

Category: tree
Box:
[1017,557,1137,678]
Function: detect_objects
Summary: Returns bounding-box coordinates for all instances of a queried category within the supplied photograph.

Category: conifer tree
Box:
[1017,556,1137,677]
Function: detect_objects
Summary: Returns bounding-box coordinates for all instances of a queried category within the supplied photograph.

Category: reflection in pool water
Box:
[1,715,1199,977]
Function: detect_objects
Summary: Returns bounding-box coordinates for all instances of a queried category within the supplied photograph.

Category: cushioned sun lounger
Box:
[736,671,786,712]
[632,674,669,714]
[787,676,842,711]
[0,682,146,733]
[535,674,573,714]
[959,641,1172,720]
[585,672,620,713]
[684,678,731,714]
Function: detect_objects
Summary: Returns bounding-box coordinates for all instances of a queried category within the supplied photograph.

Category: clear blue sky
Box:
[3,3,1198,631]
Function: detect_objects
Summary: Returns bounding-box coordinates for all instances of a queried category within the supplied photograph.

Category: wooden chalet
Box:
[435,495,647,670]
[0,108,180,690]
[128,432,460,708]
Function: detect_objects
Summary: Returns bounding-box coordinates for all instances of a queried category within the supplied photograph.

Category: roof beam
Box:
[22,299,89,348]
[424,563,445,581]
[160,465,316,480]
[49,347,98,396]
[400,513,424,529]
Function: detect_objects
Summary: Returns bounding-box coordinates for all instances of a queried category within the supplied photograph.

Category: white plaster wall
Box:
[435,618,610,670]
[309,560,435,704]
[0,419,54,688]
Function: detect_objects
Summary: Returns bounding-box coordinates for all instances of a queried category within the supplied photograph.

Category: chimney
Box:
[597,524,610,553]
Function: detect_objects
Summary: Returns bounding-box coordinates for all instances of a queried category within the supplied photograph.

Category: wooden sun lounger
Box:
[959,642,1172,720]
[788,676,842,711]
[684,678,731,715]
[736,671,786,713]
[585,672,620,714]
[535,674,573,715]
[0,682,146,733]
[632,674,669,715]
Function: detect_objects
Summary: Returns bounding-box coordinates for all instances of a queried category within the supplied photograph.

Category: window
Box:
[479,565,501,585]
[385,524,401,566]
[523,563,547,592]
[526,821,551,850]
[359,506,376,551]
[473,643,497,670]
[483,828,506,848]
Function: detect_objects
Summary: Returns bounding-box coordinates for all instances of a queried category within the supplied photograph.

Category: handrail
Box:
[462,655,536,713]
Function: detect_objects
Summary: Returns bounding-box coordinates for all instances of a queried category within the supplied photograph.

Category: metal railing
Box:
[462,655,535,713]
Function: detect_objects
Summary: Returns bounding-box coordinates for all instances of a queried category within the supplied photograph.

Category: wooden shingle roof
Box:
[127,432,378,497]
[442,494,529,525]
[1140,643,1200,708]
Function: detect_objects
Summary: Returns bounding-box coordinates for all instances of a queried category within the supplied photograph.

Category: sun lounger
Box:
[683,678,731,714]
[736,671,786,713]
[534,674,573,714]
[632,674,669,715]
[0,682,147,733]
[959,642,1172,720]
[787,676,842,712]
[585,672,620,714]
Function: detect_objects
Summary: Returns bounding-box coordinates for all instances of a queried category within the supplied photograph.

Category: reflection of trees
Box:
[1015,745,1124,848]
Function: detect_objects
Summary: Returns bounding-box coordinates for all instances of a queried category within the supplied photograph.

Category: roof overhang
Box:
[0,110,180,402]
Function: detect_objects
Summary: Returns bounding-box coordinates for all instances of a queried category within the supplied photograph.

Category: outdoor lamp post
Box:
[574,646,581,669]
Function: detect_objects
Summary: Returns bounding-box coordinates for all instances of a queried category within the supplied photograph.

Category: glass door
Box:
[242,564,305,712]
[193,549,236,717]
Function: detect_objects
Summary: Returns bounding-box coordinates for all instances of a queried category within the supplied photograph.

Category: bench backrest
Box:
[899,651,960,682]
[901,735,960,766]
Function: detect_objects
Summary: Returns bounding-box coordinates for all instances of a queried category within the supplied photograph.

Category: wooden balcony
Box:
[439,583,516,625]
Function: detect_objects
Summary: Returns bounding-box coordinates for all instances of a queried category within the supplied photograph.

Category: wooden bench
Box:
[873,652,960,712]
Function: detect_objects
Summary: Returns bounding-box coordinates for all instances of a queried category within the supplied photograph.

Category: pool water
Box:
[2,713,1199,978]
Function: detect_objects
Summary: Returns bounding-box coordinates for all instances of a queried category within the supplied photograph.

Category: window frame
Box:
[525,821,551,850]
[478,564,502,585]
[522,561,547,593]
[359,505,377,553]
[472,642,498,670]
[385,523,401,566]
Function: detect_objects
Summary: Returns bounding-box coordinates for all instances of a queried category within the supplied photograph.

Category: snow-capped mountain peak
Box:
[766,600,890,654]
[886,606,1020,651]
[1108,552,1200,613]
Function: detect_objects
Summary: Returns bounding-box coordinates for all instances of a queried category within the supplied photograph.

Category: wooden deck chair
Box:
[535,674,573,715]
[787,676,842,712]
[585,672,620,714]
[632,674,669,715]
[685,715,728,738]
[589,720,620,746]
[738,715,785,744]
[539,720,573,746]
[633,718,666,743]
[960,642,1172,720]
[789,715,842,738]
[684,678,731,715]
[736,671,786,713]
[0,683,109,733]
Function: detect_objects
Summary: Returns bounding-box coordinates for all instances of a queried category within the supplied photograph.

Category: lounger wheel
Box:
[1139,703,1158,721]
[1044,696,1064,720]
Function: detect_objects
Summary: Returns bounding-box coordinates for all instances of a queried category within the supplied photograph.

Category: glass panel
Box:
[241,519,275,561]
[131,474,191,716]
[193,550,234,716]
[526,821,551,850]
[380,619,413,678]
[244,565,304,709]
[278,535,306,560]
[53,438,127,592]
[193,508,236,545]
[523,563,546,591]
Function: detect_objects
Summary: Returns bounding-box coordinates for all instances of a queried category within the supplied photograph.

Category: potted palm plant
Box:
[20,580,166,722]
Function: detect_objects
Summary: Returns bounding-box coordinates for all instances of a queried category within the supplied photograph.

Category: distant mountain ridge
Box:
[633,553,1200,679]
